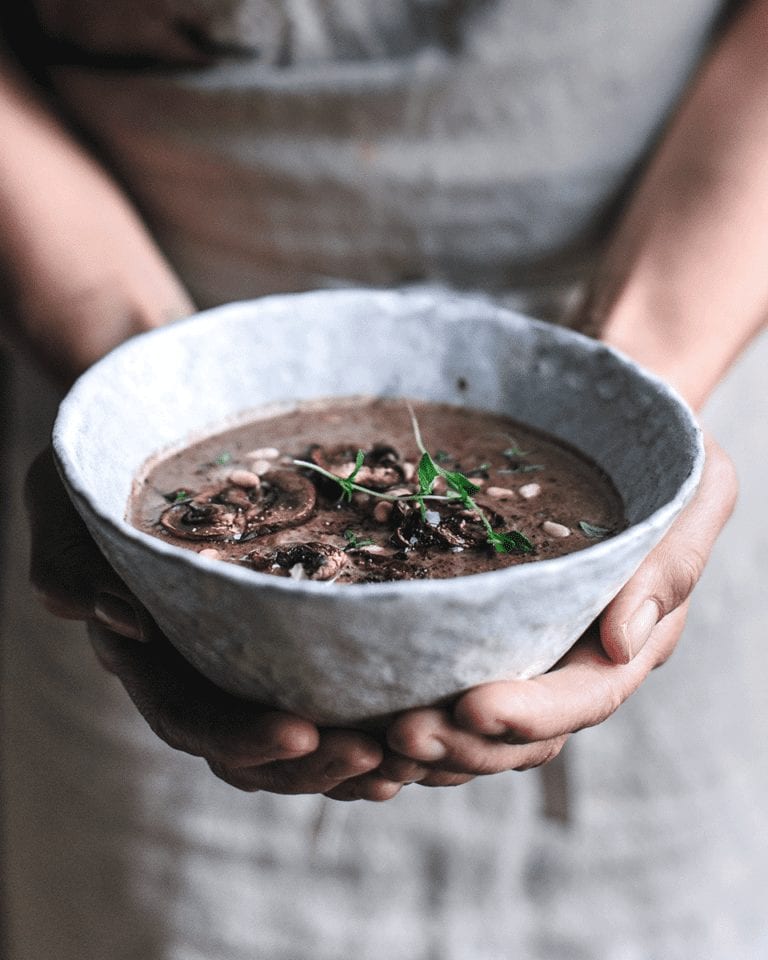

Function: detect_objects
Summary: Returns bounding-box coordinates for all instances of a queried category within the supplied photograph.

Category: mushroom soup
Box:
[129,398,625,582]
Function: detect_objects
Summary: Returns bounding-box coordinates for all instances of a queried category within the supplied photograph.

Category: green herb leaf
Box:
[337,449,366,500]
[294,406,534,558]
[503,444,531,458]
[165,489,191,504]
[343,528,375,550]
[350,449,365,479]
[442,470,480,501]
[487,529,535,554]
[214,451,232,466]
[417,451,439,493]
[499,463,544,474]
[578,520,612,539]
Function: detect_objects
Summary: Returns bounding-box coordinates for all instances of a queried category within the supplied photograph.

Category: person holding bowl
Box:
[1,1,766,957]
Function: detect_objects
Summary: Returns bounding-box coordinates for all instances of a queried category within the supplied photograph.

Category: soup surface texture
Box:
[130,398,625,582]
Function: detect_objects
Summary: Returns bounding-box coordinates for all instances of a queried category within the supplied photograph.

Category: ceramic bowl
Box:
[53,289,703,725]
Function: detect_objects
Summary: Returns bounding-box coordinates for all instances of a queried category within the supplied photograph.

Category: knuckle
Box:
[654,550,705,616]
[386,715,439,760]
[587,671,624,728]
[271,723,318,759]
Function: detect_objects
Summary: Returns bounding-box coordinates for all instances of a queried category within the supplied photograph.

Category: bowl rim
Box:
[52,289,705,600]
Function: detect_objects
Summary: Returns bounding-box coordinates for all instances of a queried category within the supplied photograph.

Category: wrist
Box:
[594,252,766,412]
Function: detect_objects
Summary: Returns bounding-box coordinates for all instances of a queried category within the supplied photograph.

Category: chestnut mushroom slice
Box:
[438,503,494,548]
[307,443,405,491]
[241,470,316,538]
[391,501,488,551]
[160,499,246,541]
[248,541,348,581]
[160,480,266,541]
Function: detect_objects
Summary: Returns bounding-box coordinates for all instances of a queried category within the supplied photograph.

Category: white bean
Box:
[518,483,541,499]
[229,469,261,488]
[542,520,571,538]
[486,486,516,499]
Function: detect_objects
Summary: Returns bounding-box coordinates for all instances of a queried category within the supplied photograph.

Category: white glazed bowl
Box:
[53,289,703,725]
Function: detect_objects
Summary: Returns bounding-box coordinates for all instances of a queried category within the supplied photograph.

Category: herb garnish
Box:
[343,529,375,551]
[578,520,612,539]
[501,441,543,474]
[294,405,533,555]
[164,489,191,504]
[337,449,366,501]
[503,443,531,458]
[499,463,544,474]
[214,451,232,466]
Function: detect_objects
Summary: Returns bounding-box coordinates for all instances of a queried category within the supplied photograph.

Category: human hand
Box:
[342,434,737,791]
[26,448,389,797]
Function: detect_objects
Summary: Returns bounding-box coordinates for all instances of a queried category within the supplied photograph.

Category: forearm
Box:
[591,0,768,410]
[0,57,192,380]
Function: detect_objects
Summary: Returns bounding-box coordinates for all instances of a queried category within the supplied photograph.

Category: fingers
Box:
[88,622,319,766]
[209,729,384,796]
[89,622,386,796]
[600,434,736,663]
[324,753,433,802]
[26,447,152,638]
[388,701,569,776]
[389,606,687,774]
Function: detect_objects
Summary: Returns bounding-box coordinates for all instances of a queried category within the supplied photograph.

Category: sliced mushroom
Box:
[389,499,493,551]
[247,541,348,581]
[391,502,467,550]
[241,470,316,538]
[160,498,246,541]
[160,473,315,542]
[307,442,406,491]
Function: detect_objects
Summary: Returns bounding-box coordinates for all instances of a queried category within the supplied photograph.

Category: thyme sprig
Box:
[407,404,532,555]
[290,457,456,505]
[292,405,533,556]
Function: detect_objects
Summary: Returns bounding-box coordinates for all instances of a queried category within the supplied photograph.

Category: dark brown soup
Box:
[129,397,625,583]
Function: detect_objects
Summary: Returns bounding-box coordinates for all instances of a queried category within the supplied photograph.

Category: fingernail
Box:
[93,594,143,641]
[621,599,659,661]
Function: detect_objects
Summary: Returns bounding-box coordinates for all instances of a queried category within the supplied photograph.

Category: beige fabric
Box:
[2,332,768,960]
[2,2,767,957]
[44,0,727,304]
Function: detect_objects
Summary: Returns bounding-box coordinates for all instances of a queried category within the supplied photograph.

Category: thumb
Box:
[600,434,737,664]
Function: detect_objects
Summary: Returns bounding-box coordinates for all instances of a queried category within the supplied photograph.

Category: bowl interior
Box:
[54,289,701,557]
